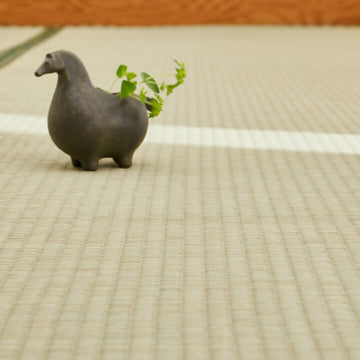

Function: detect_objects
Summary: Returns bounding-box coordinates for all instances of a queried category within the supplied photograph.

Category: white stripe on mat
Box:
[1,112,360,154]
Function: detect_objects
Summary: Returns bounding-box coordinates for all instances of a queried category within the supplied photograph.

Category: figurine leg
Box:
[114,154,133,168]
[71,157,82,168]
[82,159,98,171]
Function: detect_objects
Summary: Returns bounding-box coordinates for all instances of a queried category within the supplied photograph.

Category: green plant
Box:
[108,60,186,118]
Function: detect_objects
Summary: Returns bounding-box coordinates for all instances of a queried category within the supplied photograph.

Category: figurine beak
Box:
[34,59,49,77]
[35,65,45,77]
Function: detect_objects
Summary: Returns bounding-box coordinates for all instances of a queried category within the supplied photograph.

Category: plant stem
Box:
[151,73,177,78]
[109,78,118,92]
[130,94,152,106]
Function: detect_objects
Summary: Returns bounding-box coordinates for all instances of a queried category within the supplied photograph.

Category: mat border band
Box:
[0,27,61,70]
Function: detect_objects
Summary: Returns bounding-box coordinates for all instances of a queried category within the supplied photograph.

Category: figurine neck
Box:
[57,58,92,87]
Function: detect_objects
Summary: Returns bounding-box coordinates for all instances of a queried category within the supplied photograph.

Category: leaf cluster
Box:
[111,60,186,118]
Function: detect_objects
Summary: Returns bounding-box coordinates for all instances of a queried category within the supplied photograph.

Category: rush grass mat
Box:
[0,26,360,360]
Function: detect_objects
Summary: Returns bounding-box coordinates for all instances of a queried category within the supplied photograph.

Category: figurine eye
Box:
[46,54,53,59]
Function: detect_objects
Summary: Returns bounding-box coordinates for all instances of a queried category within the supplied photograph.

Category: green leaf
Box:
[174,59,184,67]
[149,98,163,118]
[120,80,136,98]
[160,82,165,91]
[139,88,147,103]
[140,72,160,94]
[126,72,137,81]
[155,94,163,102]
[176,68,186,81]
[116,65,128,78]
[166,83,178,95]
[174,60,186,82]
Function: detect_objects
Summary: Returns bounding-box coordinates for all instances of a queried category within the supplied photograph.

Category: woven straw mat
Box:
[0,26,360,360]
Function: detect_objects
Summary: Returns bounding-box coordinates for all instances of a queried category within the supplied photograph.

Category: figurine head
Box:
[35,51,65,77]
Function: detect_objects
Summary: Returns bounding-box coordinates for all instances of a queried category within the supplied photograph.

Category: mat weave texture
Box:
[0,26,360,360]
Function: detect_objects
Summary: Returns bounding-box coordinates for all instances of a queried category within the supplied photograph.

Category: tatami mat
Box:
[0,26,360,360]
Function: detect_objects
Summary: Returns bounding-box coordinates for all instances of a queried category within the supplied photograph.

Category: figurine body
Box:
[35,50,148,170]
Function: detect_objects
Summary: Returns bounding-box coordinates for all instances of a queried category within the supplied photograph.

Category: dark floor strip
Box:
[0,27,61,70]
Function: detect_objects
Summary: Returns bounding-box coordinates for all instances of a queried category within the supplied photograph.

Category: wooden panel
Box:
[0,0,359,26]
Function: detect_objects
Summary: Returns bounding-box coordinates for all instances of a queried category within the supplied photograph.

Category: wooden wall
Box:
[0,0,359,26]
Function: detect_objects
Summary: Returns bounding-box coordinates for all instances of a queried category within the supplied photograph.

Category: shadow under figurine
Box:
[35,50,149,171]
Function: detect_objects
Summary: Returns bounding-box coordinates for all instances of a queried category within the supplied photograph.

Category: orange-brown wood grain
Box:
[0,0,359,26]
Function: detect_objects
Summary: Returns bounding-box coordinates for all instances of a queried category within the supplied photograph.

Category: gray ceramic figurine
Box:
[35,50,148,171]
